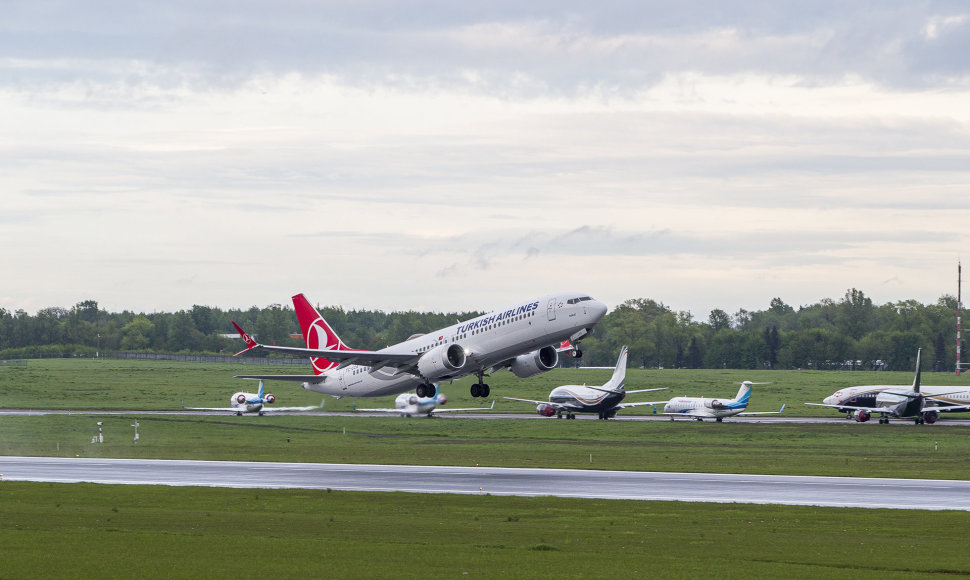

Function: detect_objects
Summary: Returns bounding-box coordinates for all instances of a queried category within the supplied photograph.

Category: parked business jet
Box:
[504,346,667,419]
[182,380,323,416]
[354,384,495,418]
[661,381,784,422]
[807,349,970,424]
[232,292,607,400]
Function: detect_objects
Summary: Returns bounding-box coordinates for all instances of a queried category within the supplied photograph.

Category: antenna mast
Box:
[957,262,963,376]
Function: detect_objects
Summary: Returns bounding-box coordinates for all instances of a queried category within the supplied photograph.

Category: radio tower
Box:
[958,262,963,375]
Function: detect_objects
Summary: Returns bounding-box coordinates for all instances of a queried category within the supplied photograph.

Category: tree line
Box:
[0,289,962,371]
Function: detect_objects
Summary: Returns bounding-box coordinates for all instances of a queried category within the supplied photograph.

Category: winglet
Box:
[231,321,260,356]
[779,403,786,413]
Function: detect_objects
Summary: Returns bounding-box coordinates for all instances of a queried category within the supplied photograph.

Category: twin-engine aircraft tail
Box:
[605,345,628,391]
[291,293,355,375]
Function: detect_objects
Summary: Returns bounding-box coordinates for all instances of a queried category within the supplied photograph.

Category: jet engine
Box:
[235,393,247,404]
[922,410,939,424]
[510,346,559,378]
[855,409,870,423]
[264,393,276,404]
[536,403,556,417]
[710,399,724,409]
[417,343,467,380]
[407,395,418,405]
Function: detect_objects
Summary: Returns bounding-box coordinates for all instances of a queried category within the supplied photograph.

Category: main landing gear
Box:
[415,383,434,398]
[470,371,490,398]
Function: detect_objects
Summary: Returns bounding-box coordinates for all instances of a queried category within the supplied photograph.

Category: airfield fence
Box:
[113,352,305,365]
[0,352,304,365]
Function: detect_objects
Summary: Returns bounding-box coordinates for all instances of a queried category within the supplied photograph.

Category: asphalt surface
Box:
[2,456,968,510]
[2,408,970,425]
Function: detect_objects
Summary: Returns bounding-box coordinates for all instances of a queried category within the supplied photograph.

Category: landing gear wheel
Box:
[470,383,481,397]
[481,384,490,397]
[416,384,428,398]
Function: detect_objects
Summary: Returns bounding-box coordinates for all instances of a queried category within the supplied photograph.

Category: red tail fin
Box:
[231,321,259,356]
[292,293,353,374]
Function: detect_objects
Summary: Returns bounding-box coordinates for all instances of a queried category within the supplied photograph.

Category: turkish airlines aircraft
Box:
[232,292,607,399]
[505,346,667,419]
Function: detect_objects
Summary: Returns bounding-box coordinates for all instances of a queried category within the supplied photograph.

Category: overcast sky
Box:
[3,1,970,319]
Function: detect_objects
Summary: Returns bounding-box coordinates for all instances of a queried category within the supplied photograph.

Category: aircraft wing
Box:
[806,402,881,412]
[182,405,239,412]
[503,397,583,411]
[586,385,667,395]
[432,400,496,413]
[231,321,419,372]
[261,403,325,412]
[923,399,970,412]
[660,409,717,419]
[738,404,786,416]
[615,400,670,410]
[234,374,327,383]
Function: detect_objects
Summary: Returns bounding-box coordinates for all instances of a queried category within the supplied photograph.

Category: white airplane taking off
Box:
[354,385,495,418]
[232,292,607,400]
[807,348,970,424]
[505,346,668,419]
[182,380,323,416]
[661,381,784,422]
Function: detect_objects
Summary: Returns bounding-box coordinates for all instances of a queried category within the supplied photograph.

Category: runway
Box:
[2,408,970,425]
[2,456,968,511]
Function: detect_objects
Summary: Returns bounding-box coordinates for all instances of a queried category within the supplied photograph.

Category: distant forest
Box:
[0,289,963,371]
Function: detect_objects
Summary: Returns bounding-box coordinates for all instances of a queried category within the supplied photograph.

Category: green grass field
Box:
[2,359,970,578]
[2,482,969,579]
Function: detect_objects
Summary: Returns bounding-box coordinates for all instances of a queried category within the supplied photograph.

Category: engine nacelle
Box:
[536,403,556,417]
[510,346,559,379]
[264,393,276,404]
[923,410,939,424]
[855,409,870,423]
[235,393,247,405]
[416,343,467,379]
[407,395,418,405]
[710,399,724,410]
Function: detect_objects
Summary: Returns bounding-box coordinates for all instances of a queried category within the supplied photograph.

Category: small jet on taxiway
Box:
[353,384,494,418]
[806,348,970,424]
[182,380,323,416]
[504,346,668,420]
[661,381,784,422]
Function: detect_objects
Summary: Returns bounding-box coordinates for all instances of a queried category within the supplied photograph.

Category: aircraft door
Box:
[547,298,557,321]
[338,371,347,392]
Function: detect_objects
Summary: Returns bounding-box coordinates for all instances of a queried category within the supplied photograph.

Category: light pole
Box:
[96,334,100,358]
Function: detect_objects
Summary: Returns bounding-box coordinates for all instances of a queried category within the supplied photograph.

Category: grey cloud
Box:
[4,1,969,95]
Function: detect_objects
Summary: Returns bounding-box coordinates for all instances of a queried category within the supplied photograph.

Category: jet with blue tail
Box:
[661,381,783,422]
[182,380,323,416]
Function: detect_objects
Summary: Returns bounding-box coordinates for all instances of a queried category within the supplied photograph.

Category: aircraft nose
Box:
[590,300,608,320]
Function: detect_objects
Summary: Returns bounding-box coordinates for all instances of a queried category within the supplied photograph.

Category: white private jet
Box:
[354,385,495,418]
[661,381,784,422]
[505,346,668,420]
[182,380,323,416]
[232,292,607,400]
[807,348,970,424]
